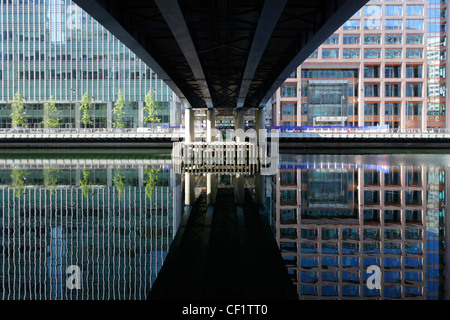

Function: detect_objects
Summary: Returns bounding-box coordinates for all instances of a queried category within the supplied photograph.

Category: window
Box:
[343,49,360,59]
[385,84,401,97]
[364,84,380,97]
[364,65,380,78]
[406,65,422,78]
[385,34,402,44]
[428,22,446,33]
[385,20,402,30]
[406,19,424,30]
[323,35,339,44]
[406,102,422,115]
[364,5,381,16]
[343,35,360,44]
[427,65,445,78]
[322,49,339,59]
[282,103,297,115]
[385,49,402,59]
[364,103,379,115]
[385,65,401,78]
[428,8,446,18]
[386,5,402,15]
[406,5,423,15]
[308,49,319,59]
[364,19,381,30]
[406,34,423,44]
[364,34,381,44]
[385,103,400,115]
[406,84,422,97]
[406,48,423,59]
[364,49,381,59]
[343,20,360,30]
[282,84,297,97]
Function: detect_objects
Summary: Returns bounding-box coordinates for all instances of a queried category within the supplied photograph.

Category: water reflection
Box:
[271,154,447,300]
[0,158,182,300]
[0,152,449,300]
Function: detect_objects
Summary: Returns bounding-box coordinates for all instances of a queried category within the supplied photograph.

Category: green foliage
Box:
[10,92,26,128]
[112,168,126,199]
[42,96,61,129]
[113,90,126,128]
[79,93,93,128]
[44,167,60,195]
[143,90,161,127]
[143,169,160,199]
[11,168,26,198]
[80,168,92,197]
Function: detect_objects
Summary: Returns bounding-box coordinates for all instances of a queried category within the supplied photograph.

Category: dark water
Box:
[0,149,448,300]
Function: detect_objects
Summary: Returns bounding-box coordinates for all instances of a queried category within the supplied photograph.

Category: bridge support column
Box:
[234,109,245,143]
[255,108,265,144]
[234,174,245,206]
[206,109,216,142]
[185,108,195,143]
[206,173,217,205]
[184,172,195,206]
[255,171,264,208]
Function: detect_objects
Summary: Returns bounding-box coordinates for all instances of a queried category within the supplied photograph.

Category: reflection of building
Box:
[0,1,182,129]
[272,158,446,299]
[0,166,182,300]
[271,0,449,130]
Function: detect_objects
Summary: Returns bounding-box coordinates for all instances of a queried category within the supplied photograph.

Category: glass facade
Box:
[0,0,181,128]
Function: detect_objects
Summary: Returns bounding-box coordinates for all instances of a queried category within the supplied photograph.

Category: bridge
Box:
[73,0,368,144]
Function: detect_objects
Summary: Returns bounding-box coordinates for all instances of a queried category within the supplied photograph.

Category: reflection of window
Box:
[386,5,402,15]
[364,19,381,30]
[343,35,360,44]
[385,19,402,30]
[406,5,423,15]
[385,49,402,59]
[406,48,423,59]
[343,49,360,59]
[385,34,402,44]
[364,34,381,44]
[406,19,424,30]
[364,49,381,59]
[406,34,423,44]
[343,20,360,30]
[322,49,339,59]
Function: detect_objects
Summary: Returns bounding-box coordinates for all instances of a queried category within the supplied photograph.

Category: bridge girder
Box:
[74,0,368,109]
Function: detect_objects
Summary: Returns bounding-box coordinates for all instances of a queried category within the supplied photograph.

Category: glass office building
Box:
[0,0,183,129]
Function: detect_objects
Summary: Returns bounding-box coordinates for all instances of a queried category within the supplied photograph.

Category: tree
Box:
[143,90,160,129]
[113,90,126,129]
[42,95,61,129]
[79,168,92,197]
[143,169,160,199]
[112,168,126,199]
[11,92,26,128]
[79,93,93,128]
[44,166,60,195]
[11,168,26,198]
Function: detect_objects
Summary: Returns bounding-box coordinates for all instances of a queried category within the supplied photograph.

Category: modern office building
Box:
[271,0,449,131]
[271,155,447,299]
[0,0,183,129]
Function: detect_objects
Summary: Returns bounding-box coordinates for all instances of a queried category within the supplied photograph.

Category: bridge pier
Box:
[234,109,245,143]
[185,108,195,143]
[184,172,195,206]
[206,109,216,143]
[206,173,217,205]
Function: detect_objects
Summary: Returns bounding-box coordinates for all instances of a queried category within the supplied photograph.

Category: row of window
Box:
[315,48,425,59]
[324,33,425,45]
[343,19,445,31]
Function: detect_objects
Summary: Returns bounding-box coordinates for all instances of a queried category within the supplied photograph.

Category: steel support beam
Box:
[154,0,213,109]
[236,0,287,109]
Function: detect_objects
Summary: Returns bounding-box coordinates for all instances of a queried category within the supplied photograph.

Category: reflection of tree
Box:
[11,168,26,198]
[113,168,126,199]
[143,169,160,199]
[79,169,92,197]
[44,167,60,195]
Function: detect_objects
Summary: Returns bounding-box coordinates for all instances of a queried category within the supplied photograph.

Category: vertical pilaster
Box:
[185,108,195,143]
[106,101,112,129]
[206,108,216,142]
[75,102,81,129]
[138,101,144,128]
[234,109,245,143]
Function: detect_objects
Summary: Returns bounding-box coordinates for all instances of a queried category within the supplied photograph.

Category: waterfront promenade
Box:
[3,127,450,149]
